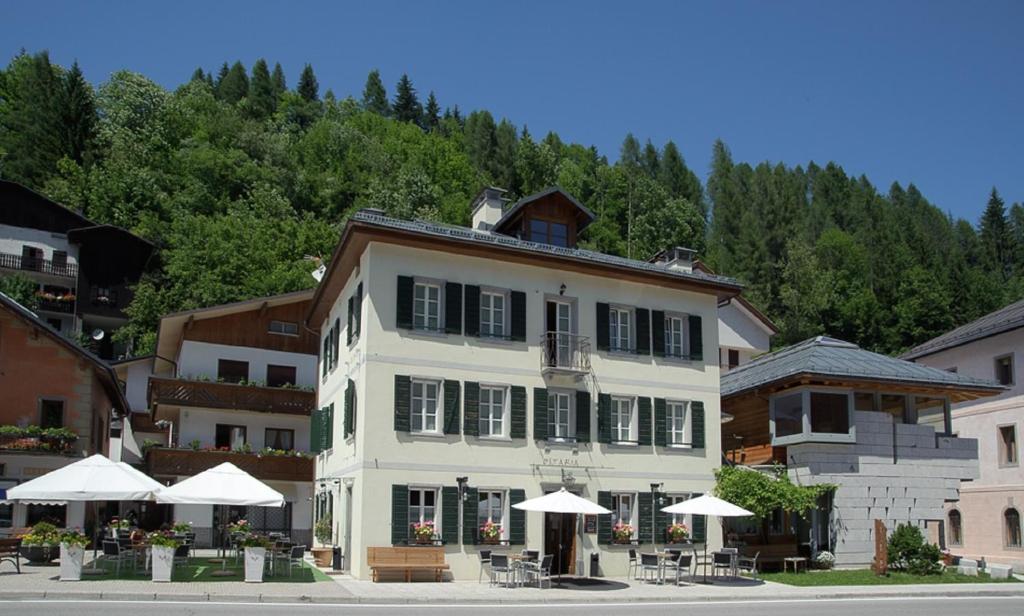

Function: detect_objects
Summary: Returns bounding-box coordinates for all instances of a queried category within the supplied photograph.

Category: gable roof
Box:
[693,260,778,335]
[494,186,596,234]
[721,335,1003,400]
[901,297,1024,360]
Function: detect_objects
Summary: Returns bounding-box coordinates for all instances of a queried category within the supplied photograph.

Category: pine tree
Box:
[58,61,97,166]
[297,64,319,102]
[658,141,704,217]
[980,187,1014,281]
[271,62,286,97]
[493,119,518,192]
[641,139,659,179]
[361,69,388,115]
[391,73,422,125]
[0,51,64,186]
[463,110,497,178]
[423,91,440,131]
[214,61,229,94]
[218,61,249,104]
[190,67,206,83]
[248,58,276,118]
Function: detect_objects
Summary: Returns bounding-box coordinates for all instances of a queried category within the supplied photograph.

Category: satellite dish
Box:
[91,328,105,341]
[311,264,326,282]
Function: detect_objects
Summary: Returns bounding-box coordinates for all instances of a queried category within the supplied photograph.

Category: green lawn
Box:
[760,568,1019,586]
[83,557,331,583]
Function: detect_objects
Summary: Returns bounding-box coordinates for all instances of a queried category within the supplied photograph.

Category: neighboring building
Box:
[307,186,744,580]
[0,180,153,359]
[903,298,1024,572]
[0,291,129,530]
[721,336,1002,568]
[126,290,319,546]
[690,261,776,372]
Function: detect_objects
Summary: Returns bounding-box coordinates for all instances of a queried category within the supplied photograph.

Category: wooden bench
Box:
[367,546,449,582]
[0,538,22,573]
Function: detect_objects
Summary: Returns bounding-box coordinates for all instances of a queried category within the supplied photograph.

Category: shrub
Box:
[887,523,942,575]
[58,528,89,547]
[314,516,332,545]
[814,550,836,569]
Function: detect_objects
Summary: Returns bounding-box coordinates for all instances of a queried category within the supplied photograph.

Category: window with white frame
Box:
[769,389,855,445]
[664,315,686,358]
[477,490,506,539]
[408,487,438,535]
[480,291,506,338]
[547,391,573,439]
[413,282,441,331]
[612,396,635,442]
[479,385,507,437]
[666,493,692,529]
[411,379,441,433]
[611,493,636,539]
[667,400,690,446]
[609,306,632,352]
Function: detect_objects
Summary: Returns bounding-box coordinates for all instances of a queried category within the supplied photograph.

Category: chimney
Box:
[654,246,697,273]
[470,187,509,231]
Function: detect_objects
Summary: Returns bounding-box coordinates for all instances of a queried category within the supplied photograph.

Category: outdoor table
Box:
[131,542,150,573]
[783,556,808,573]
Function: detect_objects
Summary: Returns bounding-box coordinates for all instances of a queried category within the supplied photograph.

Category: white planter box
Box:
[151,545,175,582]
[59,543,84,581]
[244,547,266,583]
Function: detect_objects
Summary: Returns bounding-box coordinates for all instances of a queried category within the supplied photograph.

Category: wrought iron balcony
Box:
[148,376,315,416]
[540,331,591,374]
[146,447,313,483]
[0,252,78,279]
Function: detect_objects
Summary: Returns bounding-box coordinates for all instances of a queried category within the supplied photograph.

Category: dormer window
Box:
[529,219,568,247]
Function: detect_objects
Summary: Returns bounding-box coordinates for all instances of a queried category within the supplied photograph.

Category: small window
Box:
[611,493,636,539]
[996,354,1014,386]
[411,379,440,434]
[51,250,68,272]
[477,490,506,540]
[265,428,294,450]
[728,349,740,369]
[480,292,506,338]
[0,502,11,528]
[999,425,1018,466]
[773,393,803,438]
[664,315,686,358]
[809,392,850,434]
[528,219,569,247]
[667,400,690,446]
[948,510,963,546]
[408,488,438,538]
[39,399,64,429]
[768,508,786,535]
[611,396,635,442]
[547,391,574,440]
[1006,508,1022,548]
[413,282,441,332]
[215,424,247,449]
[608,307,632,352]
[268,320,299,336]
[479,386,507,438]
[218,359,249,383]
[771,390,854,445]
[266,365,297,388]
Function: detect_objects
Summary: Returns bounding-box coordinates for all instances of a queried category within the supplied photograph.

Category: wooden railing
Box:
[146,447,313,482]
[0,252,78,278]
[148,377,315,416]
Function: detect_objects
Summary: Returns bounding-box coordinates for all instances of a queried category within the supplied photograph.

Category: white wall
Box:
[0,224,79,266]
[177,407,311,451]
[122,359,154,413]
[718,301,771,353]
[178,340,317,388]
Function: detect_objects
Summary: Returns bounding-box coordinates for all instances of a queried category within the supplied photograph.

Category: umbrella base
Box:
[210,569,236,577]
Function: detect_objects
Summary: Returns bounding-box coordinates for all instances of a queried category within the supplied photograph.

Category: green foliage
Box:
[713,465,832,520]
[391,74,421,125]
[0,273,40,310]
[22,521,61,546]
[314,516,332,545]
[147,531,183,548]
[297,64,319,102]
[361,69,389,115]
[887,523,942,575]
[58,528,90,547]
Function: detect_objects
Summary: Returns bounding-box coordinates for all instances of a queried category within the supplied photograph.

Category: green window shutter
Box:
[444,379,461,435]
[654,398,667,447]
[343,380,354,438]
[638,492,653,544]
[597,491,612,544]
[331,318,341,369]
[691,492,706,542]
[635,308,650,355]
[322,404,334,450]
[346,295,354,345]
[688,314,703,361]
[691,401,705,449]
[355,282,363,338]
[441,486,459,544]
[462,487,478,545]
[309,407,322,453]
[394,375,411,432]
[508,488,526,544]
[463,382,480,436]
[575,390,591,442]
[321,336,329,377]
[396,275,414,330]
[510,386,527,439]
[533,387,548,440]
[651,310,665,357]
[391,485,409,545]
[637,396,652,446]
[445,282,463,335]
[464,285,480,337]
[510,291,526,342]
[655,491,670,542]
[597,393,612,444]
[596,303,610,351]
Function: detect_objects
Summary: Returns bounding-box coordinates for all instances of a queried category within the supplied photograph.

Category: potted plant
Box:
[666,522,690,544]
[241,534,271,583]
[228,519,250,534]
[479,521,502,545]
[148,531,182,582]
[412,521,435,544]
[612,522,634,544]
[171,521,193,534]
[311,516,333,567]
[20,522,60,564]
[58,528,89,581]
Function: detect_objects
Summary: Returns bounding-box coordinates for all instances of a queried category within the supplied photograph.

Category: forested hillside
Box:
[0,51,1020,356]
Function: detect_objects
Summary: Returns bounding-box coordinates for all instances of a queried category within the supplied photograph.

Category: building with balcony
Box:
[0,180,153,359]
[117,290,318,546]
[903,298,1024,573]
[307,186,747,580]
[721,336,1003,568]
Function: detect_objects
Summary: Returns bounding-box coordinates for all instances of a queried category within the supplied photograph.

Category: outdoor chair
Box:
[489,553,514,587]
[521,549,540,562]
[669,553,694,585]
[184,532,197,558]
[173,543,190,570]
[478,549,492,584]
[102,540,135,576]
[712,551,734,579]
[627,548,640,579]
[521,554,554,589]
[737,551,760,580]
[285,545,305,577]
[640,553,661,583]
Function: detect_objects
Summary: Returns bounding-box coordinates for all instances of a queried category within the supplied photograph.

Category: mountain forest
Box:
[1,51,1021,357]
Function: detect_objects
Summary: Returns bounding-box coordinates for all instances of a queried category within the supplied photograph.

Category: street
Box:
[2,597,1023,615]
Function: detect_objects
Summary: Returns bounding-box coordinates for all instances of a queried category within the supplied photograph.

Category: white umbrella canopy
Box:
[6,454,162,502]
[659,494,753,517]
[512,487,611,514]
[155,462,285,507]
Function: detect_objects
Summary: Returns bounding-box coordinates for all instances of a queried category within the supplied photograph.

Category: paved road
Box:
[2,597,1023,615]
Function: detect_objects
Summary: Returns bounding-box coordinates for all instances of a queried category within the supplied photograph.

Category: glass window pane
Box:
[810,392,850,434]
[774,393,803,437]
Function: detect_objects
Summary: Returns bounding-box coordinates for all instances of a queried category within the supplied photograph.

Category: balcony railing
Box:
[148,377,315,416]
[0,252,78,278]
[540,331,591,374]
[146,447,313,482]
[36,298,75,314]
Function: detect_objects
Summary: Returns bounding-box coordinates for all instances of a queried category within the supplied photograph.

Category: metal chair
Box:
[102,540,134,576]
[640,553,661,583]
[478,549,492,583]
[521,554,554,588]
[489,553,514,587]
[286,545,306,577]
[737,551,760,580]
[627,548,640,580]
[521,549,540,562]
[712,551,734,579]
[173,543,190,570]
[184,532,197,558]
[669,553,694,585]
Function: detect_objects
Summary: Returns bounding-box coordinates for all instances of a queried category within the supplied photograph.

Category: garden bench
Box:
[367,546,449,582]
[0,538,22,573]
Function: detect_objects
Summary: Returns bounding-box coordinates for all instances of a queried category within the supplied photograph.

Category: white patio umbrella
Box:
[512,488,611,585]
[660,494,753,583]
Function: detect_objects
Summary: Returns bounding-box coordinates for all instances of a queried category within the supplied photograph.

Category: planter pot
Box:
[59,543,84,581]
[415,536,433,545]
[244,547,266,583]
[311,547,332,567]
[21,544,59,565]
[481,538,500,545]
[151,545,175,582]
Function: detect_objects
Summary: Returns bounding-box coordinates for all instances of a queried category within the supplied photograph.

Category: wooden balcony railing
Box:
[0,252,78,278]
[148,377,315,416]
[146,447,313,482]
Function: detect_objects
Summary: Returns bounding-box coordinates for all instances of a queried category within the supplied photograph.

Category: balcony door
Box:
[546,300,573,367]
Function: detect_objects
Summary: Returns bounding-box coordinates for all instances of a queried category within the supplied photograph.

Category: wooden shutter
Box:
[654,398,667,447]
[355,282,363,338]
[688,315,703,361]
[533,388,548,440]
[462,487,478,544]
[391,485,409,545]
[445,282,463,335]
[332,318,341,369]
[597,393,612,444]
[638,492,653,544]
[510,386,527,439]
[464,285,480,337]
[343,380,355,438]
[691,401,705,449]
[346,295,354,345]
[324,403,334,450]
[321,336,329,377]
[393,375,411,432]
[597,491,612,544]
[651,310,665,357]
[309,407,322,453]
[508,489,526,544]
[510,291,527,341]
[575,390,591,442]
[396,275,414,330]
[635,308,650,355]
[596,303,610,351]
[463,382,480,436]
[441,486,459,544]
[637,396,652,446]
[443,379,461,435]
[691,492,706,542]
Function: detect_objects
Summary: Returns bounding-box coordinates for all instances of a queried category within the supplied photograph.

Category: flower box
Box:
[59,543,84,581]
[151,545,174,582]
[20,544,59,564]
[244,546,266,582]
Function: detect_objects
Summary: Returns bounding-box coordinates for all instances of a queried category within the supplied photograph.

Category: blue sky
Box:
[3,0,1021,222]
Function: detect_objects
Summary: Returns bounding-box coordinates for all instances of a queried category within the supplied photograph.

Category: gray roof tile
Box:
[901,297,1024,360]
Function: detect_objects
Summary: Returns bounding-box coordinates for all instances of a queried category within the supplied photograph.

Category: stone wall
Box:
[788,410,978,567]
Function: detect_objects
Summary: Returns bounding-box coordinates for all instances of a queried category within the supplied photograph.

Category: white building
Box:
[307,186,749,580]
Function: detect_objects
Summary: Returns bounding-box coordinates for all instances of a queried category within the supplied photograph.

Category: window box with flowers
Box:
[58,528,89,581]
[479,521,503,545]
[612,522,635,545]
[666,522,690,544]
[411,521,436,544]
